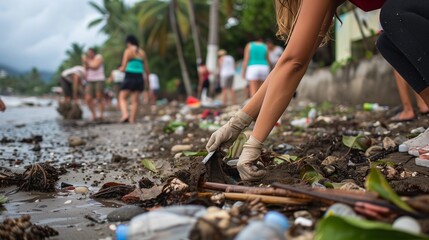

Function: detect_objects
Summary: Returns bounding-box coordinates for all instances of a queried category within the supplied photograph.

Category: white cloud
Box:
[0,0,140,72]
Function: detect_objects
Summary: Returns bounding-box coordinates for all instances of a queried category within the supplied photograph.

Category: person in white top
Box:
[60,65,86,103]
[82,48,106,120]
[149,73,160,105]
[218,49,236,106]
[108,65,125,109]
[266,38,284,68]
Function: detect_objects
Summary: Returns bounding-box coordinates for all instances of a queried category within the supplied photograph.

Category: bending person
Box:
[60,66,85,104]
[206,0,423,181]
[119,35,150,124]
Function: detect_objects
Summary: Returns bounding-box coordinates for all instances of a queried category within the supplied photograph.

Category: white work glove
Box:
[206,110,253,152]
[237,136,267,181]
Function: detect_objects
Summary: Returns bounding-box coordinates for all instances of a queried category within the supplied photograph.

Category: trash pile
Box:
[1,99,429,239]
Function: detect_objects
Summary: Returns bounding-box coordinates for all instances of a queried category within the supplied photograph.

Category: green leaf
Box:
[183,151,208,157]
[163,121,186,133]
[225,133,247,159]
[342,135,371,151]
[274,155,299,165]
[315,216,429,240]
[0,195,7,205]
[141,159,158,173]
[300,165,324,184]
[365,168,414,213]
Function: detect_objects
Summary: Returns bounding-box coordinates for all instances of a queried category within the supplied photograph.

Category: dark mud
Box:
[0,102,429,238]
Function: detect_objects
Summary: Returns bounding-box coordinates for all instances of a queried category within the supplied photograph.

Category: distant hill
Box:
[0,64,54,82]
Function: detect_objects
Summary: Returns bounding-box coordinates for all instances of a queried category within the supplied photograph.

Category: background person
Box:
[391,70,429,122]
[266,38,284,67]
[197,61,210,100]
[108,64,125,109]
[119,35,150,124]
[218,49,236,106]
[0,97,6,112]
[82,48,106,121]
[242,37,271,97]
[60,65,85,104]
[149,73,160,105]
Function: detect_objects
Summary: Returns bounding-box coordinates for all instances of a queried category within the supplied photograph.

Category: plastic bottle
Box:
[116,205,206,240]
[363,103,388,111]
[290,108,317,128]
[235,211,289,240]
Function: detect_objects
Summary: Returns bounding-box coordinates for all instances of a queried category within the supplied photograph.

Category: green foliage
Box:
[300,165,324,184]
[315,216,429,240]
[163,121,187,133]
[183,151,208,157]
[225,133,247,160]
[365,168,415,213]
[141,159,158,173]
[342,135,371,151]
[0,67,53,95]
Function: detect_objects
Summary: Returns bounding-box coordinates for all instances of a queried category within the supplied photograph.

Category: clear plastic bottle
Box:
[234,211,289,240]
[116,205,206,240]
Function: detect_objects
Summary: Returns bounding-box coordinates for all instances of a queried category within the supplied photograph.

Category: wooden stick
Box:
[196,192,310,205]
[201,182,311,199]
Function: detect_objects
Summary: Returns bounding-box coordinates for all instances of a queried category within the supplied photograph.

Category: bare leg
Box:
[119,90,130,121]
[221,88,227,105]
[85,94,96,121]
[419,87,429,108]
[393,70,416,120]
[414,92,429,113]
[72,74,80,103]
[229,88,237,105]
[249,81,259,97]
[130,92,140,123]
[96,91,104,119]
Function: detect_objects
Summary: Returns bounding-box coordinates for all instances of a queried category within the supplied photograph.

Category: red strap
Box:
[349,0,385,12]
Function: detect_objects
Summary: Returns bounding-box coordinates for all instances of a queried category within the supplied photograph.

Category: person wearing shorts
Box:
[218,49,236,105]
[119,35,150,124]
[82,48,106,120]
[242,38,271,97]
[60,66,85,103]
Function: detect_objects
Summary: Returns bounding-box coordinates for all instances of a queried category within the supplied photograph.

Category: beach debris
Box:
[18,163,59,192]
[107,205,146,222]
[0,215,59,240]
[74,186,89,195]
[141,159,158,173]
[90,182,135,200]
[111,154,129,163]
[19,135,43,144]
[365,168,414,213]
[68,136,86,147]
[382,137,396,150]
[392,216,421,234]
[171,144,193,152]
[0,195,7,205]
[315,215,426,240]
[64,200,72,204]
[163,121,186,134]
[321,156,339,166]
[342,135,371,151]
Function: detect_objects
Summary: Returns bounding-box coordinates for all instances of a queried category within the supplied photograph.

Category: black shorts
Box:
[121,72,144,92]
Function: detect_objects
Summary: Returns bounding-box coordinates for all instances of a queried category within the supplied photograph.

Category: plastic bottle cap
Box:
[264,211,289,231]
[116,225,128,240]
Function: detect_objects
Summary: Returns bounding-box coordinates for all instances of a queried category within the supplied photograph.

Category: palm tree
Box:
[138,0,210,97]
[87,0,132,35]
[64,43,85,68]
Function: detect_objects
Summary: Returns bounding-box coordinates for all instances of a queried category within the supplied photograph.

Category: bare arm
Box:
[142,50,150,90]
[119,49,129,72]
[242,0,339,121]
[242,44,250,79]
[87,55,103,69]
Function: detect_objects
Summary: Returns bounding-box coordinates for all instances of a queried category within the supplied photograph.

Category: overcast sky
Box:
[0,0,140,72]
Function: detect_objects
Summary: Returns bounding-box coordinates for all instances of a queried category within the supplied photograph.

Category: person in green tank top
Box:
[119,35,150,124]
[242,37,272,97]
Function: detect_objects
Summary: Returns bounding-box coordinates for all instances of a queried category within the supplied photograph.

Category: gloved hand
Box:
[206,110,253,152]
[237,136,267,181]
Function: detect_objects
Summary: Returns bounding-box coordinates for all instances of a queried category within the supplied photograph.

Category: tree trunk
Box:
[187,0,202,66]
[169,0,193,97]
[206,0,219,96]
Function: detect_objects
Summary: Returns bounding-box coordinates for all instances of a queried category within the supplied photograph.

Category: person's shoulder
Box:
[95,54,103,60]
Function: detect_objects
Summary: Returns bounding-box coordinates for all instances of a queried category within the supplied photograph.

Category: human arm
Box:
[119,49,129,72]
[142,50,151,91]
[242,44,250,79]
[87,55,103,69]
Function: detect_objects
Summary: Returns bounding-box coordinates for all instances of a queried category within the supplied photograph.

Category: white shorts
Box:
[245,65,269,81]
